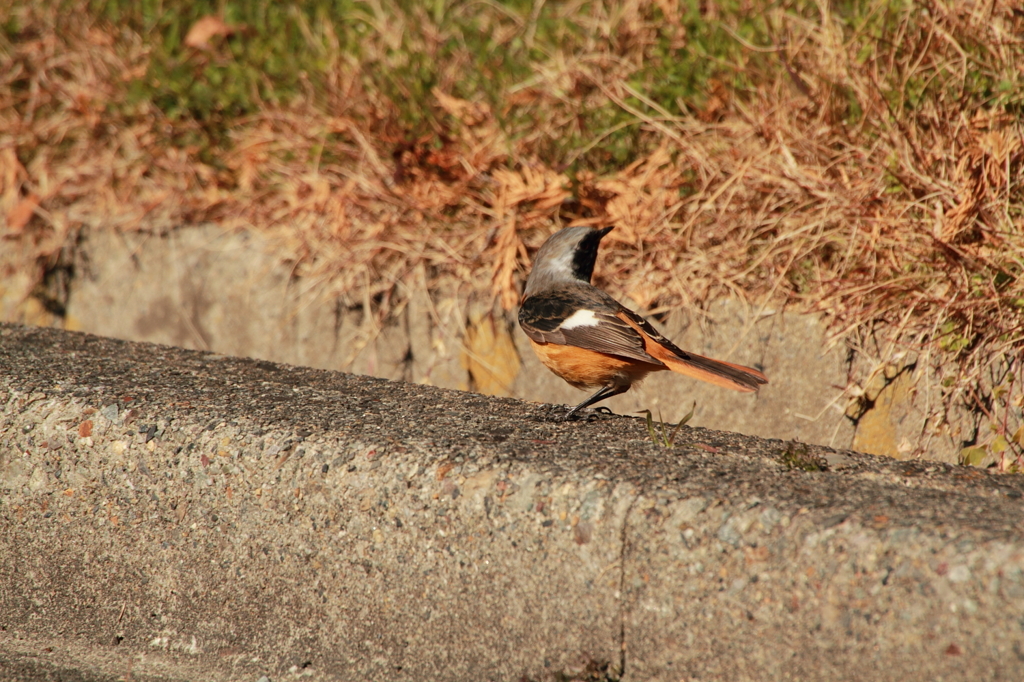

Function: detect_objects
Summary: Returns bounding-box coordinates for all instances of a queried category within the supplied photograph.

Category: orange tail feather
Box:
[657,351,767,392]
[615,310,768,392]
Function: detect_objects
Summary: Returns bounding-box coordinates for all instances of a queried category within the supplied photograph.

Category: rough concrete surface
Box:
[2,323,1023,681]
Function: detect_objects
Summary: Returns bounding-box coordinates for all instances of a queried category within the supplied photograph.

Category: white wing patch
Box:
[560,309,600,330]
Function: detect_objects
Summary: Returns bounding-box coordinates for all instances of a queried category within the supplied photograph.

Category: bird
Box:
[518,225,768,419]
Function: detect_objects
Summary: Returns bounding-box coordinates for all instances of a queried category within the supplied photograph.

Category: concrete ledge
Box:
[2,323,1023,681]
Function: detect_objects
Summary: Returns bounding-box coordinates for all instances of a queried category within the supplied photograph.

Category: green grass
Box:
[60,0,782,168]
[31,0,1008,178]
[7,0,1016,172]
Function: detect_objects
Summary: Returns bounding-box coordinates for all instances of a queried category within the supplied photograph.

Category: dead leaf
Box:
[462,309,521,395]
[6,193,40,232]
[86,27,114,47]
[433,89,490,127]
[184,16,236,50]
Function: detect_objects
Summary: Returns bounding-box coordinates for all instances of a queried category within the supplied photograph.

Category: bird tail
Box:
[615,309,769,392]
[656,351,768,393]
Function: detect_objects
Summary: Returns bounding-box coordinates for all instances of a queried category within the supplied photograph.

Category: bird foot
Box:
[560,406,615,422]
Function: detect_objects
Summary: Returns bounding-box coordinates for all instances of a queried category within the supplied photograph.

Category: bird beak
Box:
[597,226,614,239]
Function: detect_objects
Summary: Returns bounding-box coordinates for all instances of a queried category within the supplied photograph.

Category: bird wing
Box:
[518,289,663,366]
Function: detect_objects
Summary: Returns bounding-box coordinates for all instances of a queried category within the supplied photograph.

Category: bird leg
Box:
[564,384,628,420]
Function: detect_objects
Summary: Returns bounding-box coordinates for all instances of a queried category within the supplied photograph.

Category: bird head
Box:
[524,226,614,297]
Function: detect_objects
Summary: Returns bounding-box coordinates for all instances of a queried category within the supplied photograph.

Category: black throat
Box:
[571,227,611,282]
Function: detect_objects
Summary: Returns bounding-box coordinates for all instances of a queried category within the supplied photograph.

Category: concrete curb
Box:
[2,324,1023,681]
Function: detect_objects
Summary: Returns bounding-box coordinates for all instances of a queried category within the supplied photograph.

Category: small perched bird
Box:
[518,226,768,419]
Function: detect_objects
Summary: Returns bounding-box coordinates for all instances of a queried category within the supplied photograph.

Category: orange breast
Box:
[528,340,663,390]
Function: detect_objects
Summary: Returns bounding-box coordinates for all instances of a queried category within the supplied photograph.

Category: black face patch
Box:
[571,227,612,282]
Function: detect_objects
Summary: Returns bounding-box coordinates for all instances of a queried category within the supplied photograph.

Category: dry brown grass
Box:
[2,0,1022,465]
